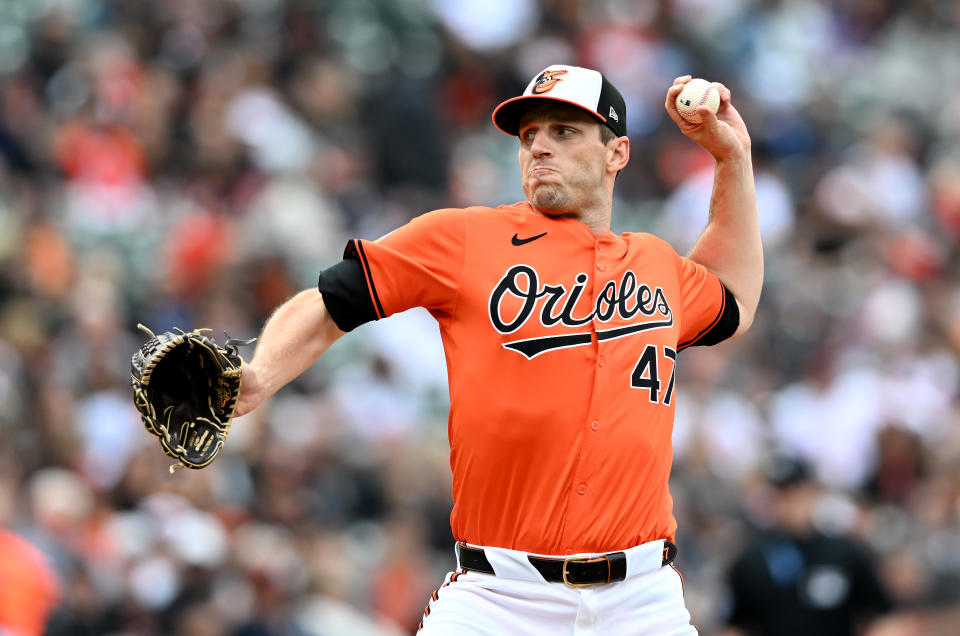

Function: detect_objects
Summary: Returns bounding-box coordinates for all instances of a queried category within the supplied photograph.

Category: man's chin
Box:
[529,188,569,215]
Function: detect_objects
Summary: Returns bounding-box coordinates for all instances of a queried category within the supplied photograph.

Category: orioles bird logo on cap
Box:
[532,69,568,95]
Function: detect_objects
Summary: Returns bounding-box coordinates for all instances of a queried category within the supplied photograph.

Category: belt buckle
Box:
[561,556,609,587]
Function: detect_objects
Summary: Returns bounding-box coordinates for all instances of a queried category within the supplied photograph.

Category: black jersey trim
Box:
[316,241,381,332]
[678,284,739,350]
[352,240,385,319]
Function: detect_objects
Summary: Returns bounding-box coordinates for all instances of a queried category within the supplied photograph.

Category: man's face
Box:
[517,104,610,217]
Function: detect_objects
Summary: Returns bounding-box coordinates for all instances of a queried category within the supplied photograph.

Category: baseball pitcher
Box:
[234,66,761,634]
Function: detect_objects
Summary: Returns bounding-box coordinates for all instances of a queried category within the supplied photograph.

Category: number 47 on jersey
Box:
[631,345,677,405]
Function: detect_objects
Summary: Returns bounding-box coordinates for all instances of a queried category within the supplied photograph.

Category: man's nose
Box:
[529,130,553,156]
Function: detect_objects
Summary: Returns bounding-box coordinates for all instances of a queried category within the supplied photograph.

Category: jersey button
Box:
[598,356,605,367]
[596,263,604,271]
[591,421,600,431]
[578,484,587,495]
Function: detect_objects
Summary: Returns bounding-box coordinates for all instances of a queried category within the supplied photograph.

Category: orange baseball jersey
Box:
[318,202,738,555]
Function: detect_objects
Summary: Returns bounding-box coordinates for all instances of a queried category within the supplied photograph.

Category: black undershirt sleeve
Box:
[317,246,379,332]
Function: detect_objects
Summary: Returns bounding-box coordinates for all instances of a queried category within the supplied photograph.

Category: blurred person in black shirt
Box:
[722,456,893,636]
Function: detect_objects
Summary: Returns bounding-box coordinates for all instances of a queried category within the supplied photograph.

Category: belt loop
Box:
[662,539,678,567]
[608,551,627,581]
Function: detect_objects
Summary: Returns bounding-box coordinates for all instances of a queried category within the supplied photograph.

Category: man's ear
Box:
[608,136,629,174]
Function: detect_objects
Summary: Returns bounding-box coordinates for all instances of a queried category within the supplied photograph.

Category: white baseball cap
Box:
[492,65,627,138]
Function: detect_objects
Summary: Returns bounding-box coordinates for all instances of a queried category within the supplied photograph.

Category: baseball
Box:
[675,78,720,123]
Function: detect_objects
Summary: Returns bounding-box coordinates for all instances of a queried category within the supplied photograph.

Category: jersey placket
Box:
[560,233,623,552]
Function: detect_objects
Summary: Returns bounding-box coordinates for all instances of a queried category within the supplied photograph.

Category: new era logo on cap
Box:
[492,65,627,139]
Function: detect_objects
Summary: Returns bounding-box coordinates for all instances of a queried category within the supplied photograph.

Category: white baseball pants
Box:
[417,539,698,635]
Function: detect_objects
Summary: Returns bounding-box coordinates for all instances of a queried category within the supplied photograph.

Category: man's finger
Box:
[712,82,731,103]
[665,83,686,110]
[696,105,719,126]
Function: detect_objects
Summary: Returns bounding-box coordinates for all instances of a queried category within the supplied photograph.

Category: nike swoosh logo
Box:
[511,232,547,246]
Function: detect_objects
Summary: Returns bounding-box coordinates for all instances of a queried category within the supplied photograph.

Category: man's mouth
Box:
[530,166,557,177]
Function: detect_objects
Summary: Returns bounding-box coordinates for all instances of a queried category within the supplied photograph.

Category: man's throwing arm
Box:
[235,289,345,417]
[665,76,763,338]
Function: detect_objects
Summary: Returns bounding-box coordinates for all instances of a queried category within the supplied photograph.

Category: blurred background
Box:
[0,0,959,634]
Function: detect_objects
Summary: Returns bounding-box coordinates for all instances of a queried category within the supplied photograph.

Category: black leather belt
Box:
[456,540,678,586]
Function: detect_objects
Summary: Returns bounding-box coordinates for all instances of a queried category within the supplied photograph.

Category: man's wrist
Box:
[242,362,267,404]
[714,147,752,165]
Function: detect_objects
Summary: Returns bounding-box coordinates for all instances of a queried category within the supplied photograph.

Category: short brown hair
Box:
[600,125,617,145]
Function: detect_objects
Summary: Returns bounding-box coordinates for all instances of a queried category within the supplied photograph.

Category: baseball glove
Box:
[131,325,255,472]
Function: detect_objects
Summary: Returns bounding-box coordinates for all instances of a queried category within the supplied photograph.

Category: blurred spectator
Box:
[0,528,61,636]
[722,456,893,636]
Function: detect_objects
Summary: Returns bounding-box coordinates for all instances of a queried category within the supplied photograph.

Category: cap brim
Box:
[492,95,607,136]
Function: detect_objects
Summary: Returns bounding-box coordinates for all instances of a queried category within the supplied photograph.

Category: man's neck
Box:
[580,207,612,235]
[529,202,612,235]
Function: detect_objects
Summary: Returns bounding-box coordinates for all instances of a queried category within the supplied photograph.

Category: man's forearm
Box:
[687,152,763,335]
[237,288,344,415]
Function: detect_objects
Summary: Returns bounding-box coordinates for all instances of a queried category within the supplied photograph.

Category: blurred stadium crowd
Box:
[1,0,960,634]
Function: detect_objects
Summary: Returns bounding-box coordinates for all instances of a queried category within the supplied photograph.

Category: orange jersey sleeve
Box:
[675,255,738,350]
[318,208,467,330]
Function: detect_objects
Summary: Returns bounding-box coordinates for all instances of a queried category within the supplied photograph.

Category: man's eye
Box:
[558,127,575,136]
